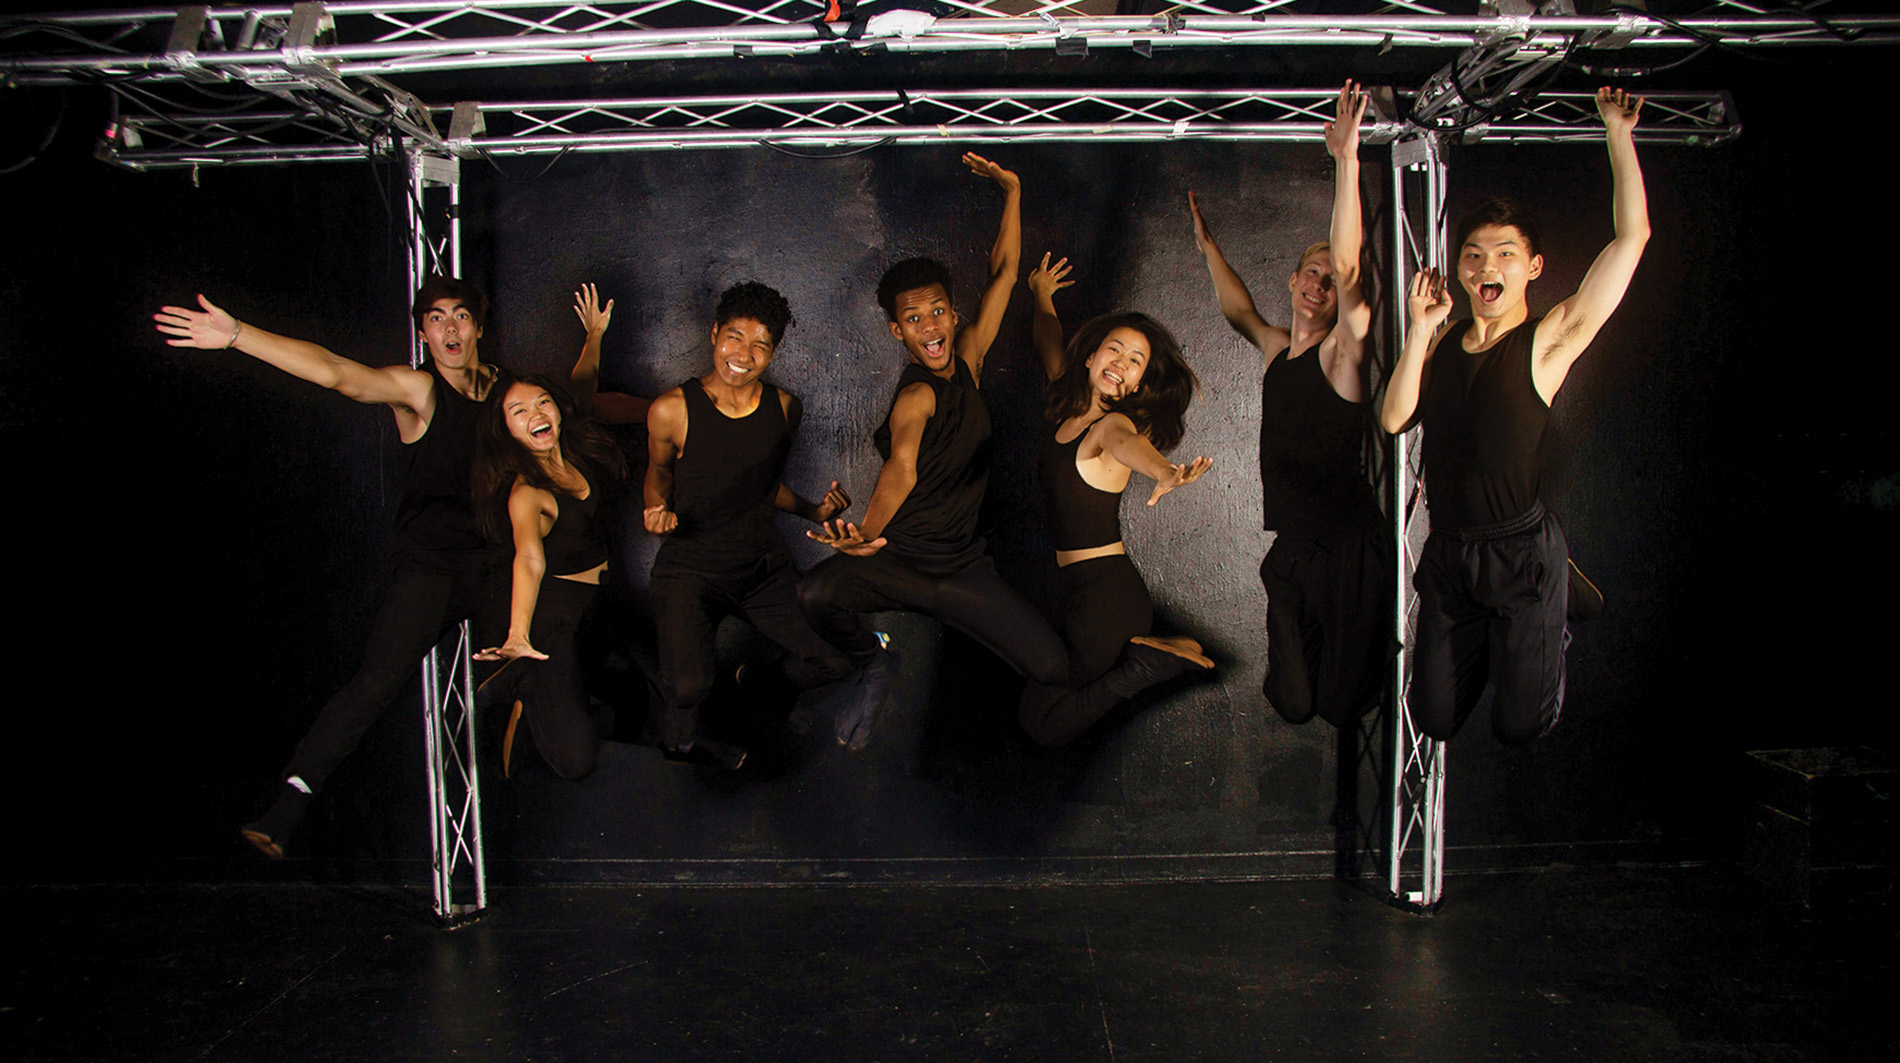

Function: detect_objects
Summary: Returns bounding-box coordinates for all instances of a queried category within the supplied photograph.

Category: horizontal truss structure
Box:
[94,87,1739,169]
[8,2,1898,80]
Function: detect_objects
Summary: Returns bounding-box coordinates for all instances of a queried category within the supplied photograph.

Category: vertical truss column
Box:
[1384,132,1448,912]
[406,147,485,924]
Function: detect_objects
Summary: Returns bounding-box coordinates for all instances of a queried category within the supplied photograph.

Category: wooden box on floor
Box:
[1743,747,1896,908]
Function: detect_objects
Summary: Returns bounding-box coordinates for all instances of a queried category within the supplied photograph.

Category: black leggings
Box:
[503,575,607,779]
[1260,526,1396,728]
[284,558,502,791]
[1411,504,1569,745]
[1017,554,1154,747]
[649,554,854,749]
[797,551,1066,686]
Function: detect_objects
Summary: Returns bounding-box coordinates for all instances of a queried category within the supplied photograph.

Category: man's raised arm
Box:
[1382,269,1453,435]
[1188,192,1289,362]
[154,294,432,416]
[569,282,650,425]
[1532,87,1651,402]
[1325,81,1375,387]
[955,152,1022,382]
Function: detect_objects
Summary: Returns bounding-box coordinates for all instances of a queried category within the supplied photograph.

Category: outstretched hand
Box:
[1408,268,1453,332]
[1028,252,1075,303]
[153,294,241,350]
[475,634,548,663]
[574,282,614,337]
[813,481,851,524]
[1596,85,1643,137]
[1147,455,1213,506]
[1187,191,1220,256]
[1324,79,1368,161]
[962,151,1019,193]
[644,504,678,535]
[807,519,887,557]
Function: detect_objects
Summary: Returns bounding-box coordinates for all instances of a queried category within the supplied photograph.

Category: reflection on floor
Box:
[4,866,1893,1062]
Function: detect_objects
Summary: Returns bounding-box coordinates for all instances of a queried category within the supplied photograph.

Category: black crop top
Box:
[540,476,609,577]
[1040,417,1122,552]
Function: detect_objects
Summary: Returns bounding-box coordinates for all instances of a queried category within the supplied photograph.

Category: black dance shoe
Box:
[663,738,748,771]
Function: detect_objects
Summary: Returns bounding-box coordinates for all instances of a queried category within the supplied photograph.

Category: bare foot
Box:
[1130,635,1213,669]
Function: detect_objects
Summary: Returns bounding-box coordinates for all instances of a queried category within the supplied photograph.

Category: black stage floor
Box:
[5,865,1893,1062]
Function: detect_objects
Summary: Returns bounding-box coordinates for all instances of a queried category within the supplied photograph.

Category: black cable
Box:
[476,145,572,185]
[763,135,895,158]
[0,89,65,175]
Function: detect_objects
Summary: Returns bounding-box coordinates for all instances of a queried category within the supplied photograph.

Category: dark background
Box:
[1,40,1892,884]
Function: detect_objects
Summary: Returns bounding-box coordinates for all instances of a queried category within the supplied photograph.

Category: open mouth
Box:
[725,360,750,377]
[1479,282,1504,305]
[921,337,947,360]
[528,422,553,441]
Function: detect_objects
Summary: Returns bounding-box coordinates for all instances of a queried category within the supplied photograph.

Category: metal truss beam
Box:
[96,87,1737,169]
[1383,131,1448,912]
[407,151,487,925]
[6,4,1899,83]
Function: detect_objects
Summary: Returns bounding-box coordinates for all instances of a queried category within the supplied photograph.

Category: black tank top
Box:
[653,378,792,574]
[1259,346,1380,537]
[395,364,491,565]
[874,358,990,571]
[1040,417,1121,551]
[1421,318,1550,529]
[540,475,609,577]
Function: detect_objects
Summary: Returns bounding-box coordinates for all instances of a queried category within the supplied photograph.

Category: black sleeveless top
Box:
[541,476,609,577]
[394,363,491,566]
[1421,318,1550,529]
[874,358,990,571]
[652,378,792,575]
[1259,346,1380,537]
[1040,417,1121,552]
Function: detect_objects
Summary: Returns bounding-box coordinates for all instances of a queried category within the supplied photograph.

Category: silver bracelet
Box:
[225,321,242,348]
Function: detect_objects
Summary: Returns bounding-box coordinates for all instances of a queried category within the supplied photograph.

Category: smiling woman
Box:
[472,372,628,779]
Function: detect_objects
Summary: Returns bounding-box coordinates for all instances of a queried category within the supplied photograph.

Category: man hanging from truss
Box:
[154,278,504,856]
[1190,81,1395,729]
[1380,87,1646,745]
[797,152,1068,750]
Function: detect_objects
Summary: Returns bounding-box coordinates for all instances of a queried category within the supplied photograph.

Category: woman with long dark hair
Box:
[1017,254,1215,747]
[473,371,628,778]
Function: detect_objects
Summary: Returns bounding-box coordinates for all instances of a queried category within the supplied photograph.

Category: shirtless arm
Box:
[569,283,650,425]
[642,389,685,534]
[809,382,934,555]
[1027,252,1074,382]
[1188,192,1291,365]
[1095,414,1214,507]
[154,293,435,437]
[955,152,1022,383]
[476,484,554,662]
[1532,87,1650,403]
[1381,268,1454,434]
[1321,81,1374,403]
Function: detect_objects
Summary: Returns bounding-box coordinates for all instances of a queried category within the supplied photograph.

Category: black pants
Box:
[798,550,1067,686]
[284,557,502,791]
[650,553,853,749]
[506,575,606,779]
[1411,504,1569,745]
[1260,525,1396,728]
[1018,554,1153,747]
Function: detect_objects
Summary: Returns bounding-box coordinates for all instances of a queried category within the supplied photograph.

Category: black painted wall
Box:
[3,54,1892,883]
